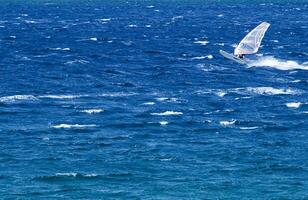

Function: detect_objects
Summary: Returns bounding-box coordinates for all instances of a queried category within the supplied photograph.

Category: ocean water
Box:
[0,0,308,199]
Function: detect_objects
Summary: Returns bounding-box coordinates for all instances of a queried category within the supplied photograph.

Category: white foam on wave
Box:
[194,40,209,46]
[90,37,98,41]
[39,95,86,99]
[159,121,169,126]
[239,126,259,130]
[81,109,104,114]
[52,124,97,129]
[155,97,179,102]
[65,59,89,65]
[99,18,111,22]
[55,173,98,177]
[0,95,38,103]
[50,47,70,51]
[172,16,184,21]
[151,111,183,116]
[245,87,298,95]
[128,24,137,28]
[56,173,77,177]
[24,20,38,24]
[286,102,301,108]
[191,55,213,60]
[198,86,300,98]
[220,120,236,126]
[248,56,308,71]
[142,102,155,105]
[99,92,137,97]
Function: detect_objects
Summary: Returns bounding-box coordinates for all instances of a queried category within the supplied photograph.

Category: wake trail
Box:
[247,56,308,70]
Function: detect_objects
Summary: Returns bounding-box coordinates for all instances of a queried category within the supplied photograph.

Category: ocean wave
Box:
[197,86,299,98]
[142,102,155,105]
[159,121,169,125]
[49,47,70,51]
[98,18,111,22]
[39,95,86,99]
[34,172,131,182]
[220,120,236,126]
[52,124,97,129]
[239,126,259,130]
[155,97,179,102]
[128,24,137,28]
[81,109,104,114]
[191,55,213,60]
[245,87,299,95]
[0,95,38,103]
[194,40,209,46]
[197,64,227,72]
[64,59,89,65]
[286,102,301,108]
[248,56,308,70]
[99,92,137,97]
[151,111,183,116]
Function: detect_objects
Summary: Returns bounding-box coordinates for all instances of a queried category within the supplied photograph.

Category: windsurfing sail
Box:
[234,22,270,55]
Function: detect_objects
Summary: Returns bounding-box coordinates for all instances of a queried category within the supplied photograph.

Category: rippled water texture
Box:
[0,0,307,199]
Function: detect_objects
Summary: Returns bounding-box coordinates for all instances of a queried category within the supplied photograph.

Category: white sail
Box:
[234,22,270,55]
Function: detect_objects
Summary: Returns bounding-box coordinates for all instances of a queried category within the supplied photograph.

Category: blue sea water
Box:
[0,0,308,199]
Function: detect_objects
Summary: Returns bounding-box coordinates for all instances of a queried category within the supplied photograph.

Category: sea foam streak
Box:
[81,109,104,114]
[0,95,38,103]
[151,111,183,116]
[248,56,308,70]
[39,95,87,99]
[52,124,97,129]
[286,102,301,108]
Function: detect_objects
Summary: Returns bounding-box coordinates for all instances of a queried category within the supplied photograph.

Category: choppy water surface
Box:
[0,1,307,199]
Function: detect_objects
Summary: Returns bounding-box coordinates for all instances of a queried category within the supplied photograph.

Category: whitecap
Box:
[0,95,38,103]
[172,16,184,21]
[99,18,111,22]
[142,102,155,105]
[81,109,104,114]
[215,91,226,97]
[24,20,37,24]
[248,56,308,70]
[156,97,168,101]
[286,102,301,108]
[151,111,183,116]
[191,55,213,60]
[56,173,77,177]
[217,14,224,17]
[128,24,137,28]
[159,121,168,126]
[52,124,97,129]
[65,59,89,65]
[194,40,209,46]
[50,47,70,51]
[39,95,86,99]
[99,92,137,97]
[239,126,259,130]
[245,87,298,95]
[90,37,98,41]
[220,120,236,126]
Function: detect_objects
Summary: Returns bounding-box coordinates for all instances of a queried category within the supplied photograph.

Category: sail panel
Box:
[234,22,270,55]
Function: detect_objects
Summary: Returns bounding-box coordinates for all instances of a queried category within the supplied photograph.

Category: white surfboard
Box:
[219,50,247,64]
[220,22,270,65]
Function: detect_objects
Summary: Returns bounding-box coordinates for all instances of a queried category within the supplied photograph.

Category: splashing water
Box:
[248,56,308,70]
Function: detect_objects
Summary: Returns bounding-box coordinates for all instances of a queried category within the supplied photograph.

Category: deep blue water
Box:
[0,0,308,199]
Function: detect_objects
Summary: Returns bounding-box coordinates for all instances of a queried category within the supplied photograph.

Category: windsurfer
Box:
[238,54,244,59]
